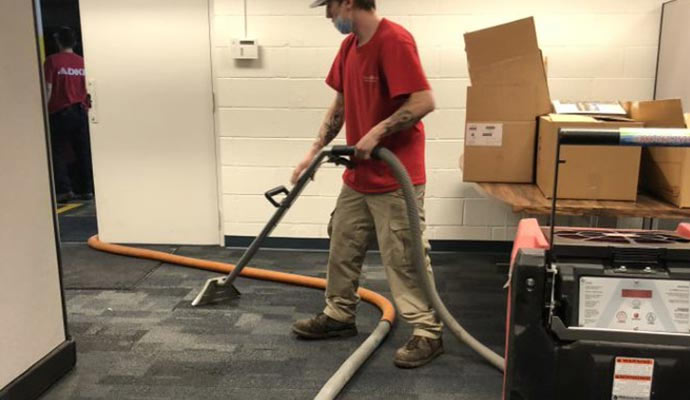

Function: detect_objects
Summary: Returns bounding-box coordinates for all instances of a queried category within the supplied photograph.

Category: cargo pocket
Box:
[389,199,412,266]
[327,208,336,238]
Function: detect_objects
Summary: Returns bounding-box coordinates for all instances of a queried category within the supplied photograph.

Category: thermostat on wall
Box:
[231,38,259,60]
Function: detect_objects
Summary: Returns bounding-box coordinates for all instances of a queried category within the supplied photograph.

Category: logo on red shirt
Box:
[58,67,86,76]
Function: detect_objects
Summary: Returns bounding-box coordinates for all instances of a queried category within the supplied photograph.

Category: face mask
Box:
[334,16,353,35]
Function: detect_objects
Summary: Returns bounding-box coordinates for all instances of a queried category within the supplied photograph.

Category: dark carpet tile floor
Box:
[57,199,98,243]
[60,244,175,290]
[43,222,509,399]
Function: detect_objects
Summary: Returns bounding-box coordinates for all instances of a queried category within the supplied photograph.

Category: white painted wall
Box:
[80,0,221,245]
[213,0,666,241]
[0,0,67,388]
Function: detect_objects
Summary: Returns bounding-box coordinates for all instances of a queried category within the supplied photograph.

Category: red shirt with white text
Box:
[44,52,88,114]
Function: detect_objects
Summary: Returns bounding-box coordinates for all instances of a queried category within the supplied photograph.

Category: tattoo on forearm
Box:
[382,109,419,137]
[317,107,345,148]
[326,108,344,142]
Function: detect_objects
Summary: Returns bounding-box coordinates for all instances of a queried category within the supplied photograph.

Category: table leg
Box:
[642,217,658,230]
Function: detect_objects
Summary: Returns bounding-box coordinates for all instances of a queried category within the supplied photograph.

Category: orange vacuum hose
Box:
[87,235,395,323]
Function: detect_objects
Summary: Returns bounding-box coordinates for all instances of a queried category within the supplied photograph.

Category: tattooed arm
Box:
[314,93,346,151]
[355,90,435,160]
[290,93,345,184]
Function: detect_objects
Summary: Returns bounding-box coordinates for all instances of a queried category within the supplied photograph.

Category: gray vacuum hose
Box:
[315,320,391,399]
[374,147,506,372]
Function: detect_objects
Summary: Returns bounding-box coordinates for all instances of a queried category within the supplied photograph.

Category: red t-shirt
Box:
[326,18,430,194]
[44,52,88,114]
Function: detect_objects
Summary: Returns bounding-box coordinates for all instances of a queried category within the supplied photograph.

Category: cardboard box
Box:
[629,99,686,128]
[463,17,551,183]
[464,17,551,116]
[537,115,643,200]
[466,84,547,122]
[684,113,690,128]
[463,85,539,182]
[464,121,537,182]
[467,52,551,115]
[633,100,690,207]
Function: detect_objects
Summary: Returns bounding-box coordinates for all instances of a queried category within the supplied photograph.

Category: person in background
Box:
[291,0,444,368]
[45,26,93,203]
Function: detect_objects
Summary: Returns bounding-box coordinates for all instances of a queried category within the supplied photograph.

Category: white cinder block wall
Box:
[213,0,666,242]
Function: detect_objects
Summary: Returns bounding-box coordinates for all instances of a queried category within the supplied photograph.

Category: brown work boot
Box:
[292,313,357,339]
[393,335,444,368]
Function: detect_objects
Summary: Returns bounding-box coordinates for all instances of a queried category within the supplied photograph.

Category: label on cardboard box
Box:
[466,123,503,146]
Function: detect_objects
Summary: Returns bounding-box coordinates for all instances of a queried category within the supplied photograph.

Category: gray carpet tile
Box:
[60,244,177,290]
[43,244,508,399]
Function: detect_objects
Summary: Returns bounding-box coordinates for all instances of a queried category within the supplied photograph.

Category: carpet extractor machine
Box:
[504,128,690,400]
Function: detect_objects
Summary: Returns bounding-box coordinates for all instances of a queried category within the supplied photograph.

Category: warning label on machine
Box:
[612,357,654,400]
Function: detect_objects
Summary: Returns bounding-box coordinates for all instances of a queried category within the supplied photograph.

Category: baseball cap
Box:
[310,0,328,7]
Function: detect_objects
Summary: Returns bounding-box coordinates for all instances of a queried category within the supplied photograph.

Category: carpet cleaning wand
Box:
[191,147,355,307]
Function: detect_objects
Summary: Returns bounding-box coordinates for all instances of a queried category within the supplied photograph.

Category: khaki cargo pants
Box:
[323,184,443,339]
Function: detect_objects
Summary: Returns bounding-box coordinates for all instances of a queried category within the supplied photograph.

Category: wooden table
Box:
[477,183,690,219]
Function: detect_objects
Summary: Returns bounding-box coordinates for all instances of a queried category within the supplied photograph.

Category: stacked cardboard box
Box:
[462,17,551,183]
[536,114,643,201]
[631,100,690,207]
[536,100,690,204]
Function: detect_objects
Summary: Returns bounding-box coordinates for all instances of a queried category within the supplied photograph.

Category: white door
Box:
[80,0,220,244]
[1,0,67,387]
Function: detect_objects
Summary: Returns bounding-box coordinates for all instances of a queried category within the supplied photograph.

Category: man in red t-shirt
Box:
[44,26,93,203]
[291,0,443,368]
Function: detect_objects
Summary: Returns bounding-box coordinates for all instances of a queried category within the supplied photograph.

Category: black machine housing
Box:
[504,228,690,399]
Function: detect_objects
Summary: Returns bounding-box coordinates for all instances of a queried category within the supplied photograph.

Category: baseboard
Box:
[0,338,76,400]
[225,236,513,253]
[428,239,513,253]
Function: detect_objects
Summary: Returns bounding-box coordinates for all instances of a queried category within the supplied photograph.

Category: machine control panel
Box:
[578,277,690,334]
